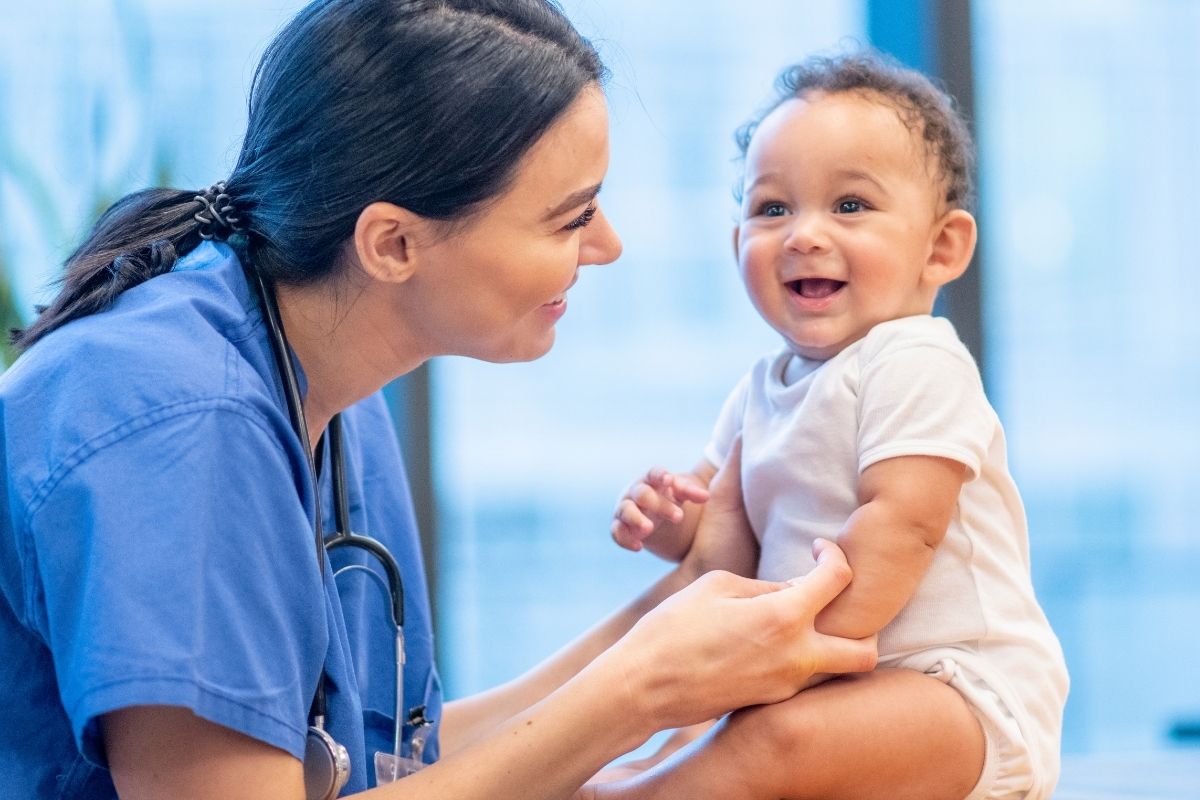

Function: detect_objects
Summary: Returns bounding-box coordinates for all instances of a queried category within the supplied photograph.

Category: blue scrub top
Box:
[0,242,442,797]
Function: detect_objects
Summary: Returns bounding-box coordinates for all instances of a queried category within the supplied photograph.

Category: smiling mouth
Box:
[787,278,846,299]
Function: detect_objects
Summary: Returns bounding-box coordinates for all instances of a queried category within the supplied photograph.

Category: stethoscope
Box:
[252,267,431,799]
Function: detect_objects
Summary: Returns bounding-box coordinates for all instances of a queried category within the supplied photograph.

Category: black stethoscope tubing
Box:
[326,415,405,631]
[251,266,409,796]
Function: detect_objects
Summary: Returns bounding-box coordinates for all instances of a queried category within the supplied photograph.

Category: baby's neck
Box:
[782,352,825,385]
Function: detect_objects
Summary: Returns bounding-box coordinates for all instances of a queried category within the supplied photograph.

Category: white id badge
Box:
[375,751,426,784]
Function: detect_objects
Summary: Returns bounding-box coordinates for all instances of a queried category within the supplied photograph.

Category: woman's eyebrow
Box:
[543,184,602,220]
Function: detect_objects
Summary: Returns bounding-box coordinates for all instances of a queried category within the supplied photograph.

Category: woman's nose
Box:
[579,206,623,266]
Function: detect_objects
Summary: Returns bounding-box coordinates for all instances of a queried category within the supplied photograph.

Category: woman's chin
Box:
[475,331,557,364]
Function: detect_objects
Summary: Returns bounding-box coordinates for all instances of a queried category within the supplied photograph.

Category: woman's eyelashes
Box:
[563,203,597,231]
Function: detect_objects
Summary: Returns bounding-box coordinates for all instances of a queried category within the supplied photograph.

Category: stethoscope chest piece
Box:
[305,722,351,800]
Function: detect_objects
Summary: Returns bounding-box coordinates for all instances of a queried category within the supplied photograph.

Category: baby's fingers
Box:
[644,466,673,489]
[669,473,711,505]
[786,538,853,610]
[612,499,653,550]
[630,481,685,524]
[645,467,708,509]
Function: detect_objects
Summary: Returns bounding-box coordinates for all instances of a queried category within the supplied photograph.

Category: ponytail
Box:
[13,187,232,351]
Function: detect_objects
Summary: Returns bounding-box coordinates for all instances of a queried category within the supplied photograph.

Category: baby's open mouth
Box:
[787,278,846,299]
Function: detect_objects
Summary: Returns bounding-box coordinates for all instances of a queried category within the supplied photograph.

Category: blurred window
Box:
[974,0,1200,754]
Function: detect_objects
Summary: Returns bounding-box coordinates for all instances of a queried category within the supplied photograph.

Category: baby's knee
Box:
[725,692,823,759]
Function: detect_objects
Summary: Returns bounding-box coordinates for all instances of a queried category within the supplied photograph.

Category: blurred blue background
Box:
[2,0,1197,767]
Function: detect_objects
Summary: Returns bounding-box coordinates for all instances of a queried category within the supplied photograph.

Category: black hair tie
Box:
[193,182,245,241]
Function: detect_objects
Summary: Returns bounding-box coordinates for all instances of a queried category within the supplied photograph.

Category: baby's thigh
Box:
[726,668,986,800]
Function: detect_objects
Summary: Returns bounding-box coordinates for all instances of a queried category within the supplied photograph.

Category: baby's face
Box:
[734,90,950,361]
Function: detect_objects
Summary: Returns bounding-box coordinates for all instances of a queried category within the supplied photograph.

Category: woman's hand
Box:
[603,538,877,734]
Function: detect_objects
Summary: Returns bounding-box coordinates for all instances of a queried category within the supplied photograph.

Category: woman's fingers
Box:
[622,568,875,728]
[812,631,878,676]
[782,537,853,609]
[609,536,877,733]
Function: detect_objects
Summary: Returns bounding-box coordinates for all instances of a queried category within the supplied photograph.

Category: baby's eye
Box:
[759,202,788,217]
[835,198,866,214]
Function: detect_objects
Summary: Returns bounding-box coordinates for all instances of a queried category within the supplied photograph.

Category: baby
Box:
[605,52,1068,799]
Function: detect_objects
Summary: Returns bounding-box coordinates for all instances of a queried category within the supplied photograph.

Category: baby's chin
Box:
[786,337,855,363]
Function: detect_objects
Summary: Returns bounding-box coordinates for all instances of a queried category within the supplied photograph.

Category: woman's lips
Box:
[541,275,576,319]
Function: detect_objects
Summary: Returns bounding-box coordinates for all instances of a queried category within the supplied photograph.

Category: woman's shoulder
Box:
[1,244,283,491]
[8,244,264,395]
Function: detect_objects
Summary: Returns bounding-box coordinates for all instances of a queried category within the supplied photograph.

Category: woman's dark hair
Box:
[735,50,975,213]
[15,0,606,350]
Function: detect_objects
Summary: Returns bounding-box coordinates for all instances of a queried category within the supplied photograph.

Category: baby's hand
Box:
[611,467,710,552]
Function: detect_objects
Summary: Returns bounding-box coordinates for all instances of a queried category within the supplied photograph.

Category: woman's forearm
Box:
[439,566,691,755]
[377,654,652,800]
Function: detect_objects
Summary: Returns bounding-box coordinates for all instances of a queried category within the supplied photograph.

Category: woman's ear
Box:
[352,202,423,284]
[924,208,978,288]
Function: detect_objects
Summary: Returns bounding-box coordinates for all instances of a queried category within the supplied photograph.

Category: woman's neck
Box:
[274,276,426,448]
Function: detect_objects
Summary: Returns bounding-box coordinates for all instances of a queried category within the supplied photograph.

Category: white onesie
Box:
[704,315,1068,798]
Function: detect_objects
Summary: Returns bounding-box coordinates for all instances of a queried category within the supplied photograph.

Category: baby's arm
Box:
[816,454,967,639]
[611,460,716,562]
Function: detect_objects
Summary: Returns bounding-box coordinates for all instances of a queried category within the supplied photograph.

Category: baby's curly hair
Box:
[736,50,976,213]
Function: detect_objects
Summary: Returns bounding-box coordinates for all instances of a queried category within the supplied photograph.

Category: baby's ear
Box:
[924,209,977,287]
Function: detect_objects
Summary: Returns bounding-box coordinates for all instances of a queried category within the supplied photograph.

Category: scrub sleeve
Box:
[28,401,325,765]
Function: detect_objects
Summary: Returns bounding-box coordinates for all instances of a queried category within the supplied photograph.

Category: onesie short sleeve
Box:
[24,399,325,765]
[855,325,995,480]
[703,371,752,468]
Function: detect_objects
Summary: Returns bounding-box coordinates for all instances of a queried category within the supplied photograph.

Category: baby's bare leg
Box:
[592,668,985,800]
